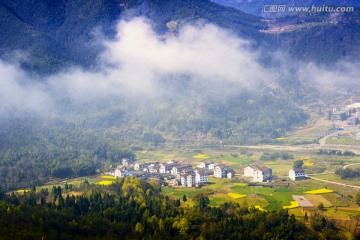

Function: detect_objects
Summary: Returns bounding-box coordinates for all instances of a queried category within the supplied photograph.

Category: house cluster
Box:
[328,103,360,125]
[243,165,272,182]
[112,159,234,188]
[243,165,307,182]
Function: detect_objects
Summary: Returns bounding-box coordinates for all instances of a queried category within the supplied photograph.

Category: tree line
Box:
[0,177,347,239]
[335,168,360,179]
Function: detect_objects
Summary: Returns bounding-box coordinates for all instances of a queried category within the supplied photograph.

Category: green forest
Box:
[0,177,347,239]
[0,117,134,190]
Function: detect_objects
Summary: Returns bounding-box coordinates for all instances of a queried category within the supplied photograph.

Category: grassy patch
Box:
[326,136,359,145]
[322,193,351,207]
[305,194,333,207]
[162,187,213,199]
[234,183,247,187]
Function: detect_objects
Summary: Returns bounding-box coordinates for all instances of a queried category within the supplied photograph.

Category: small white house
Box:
[289,168,306,181]
[114,168,123,178]
[227,171,234,179]
[197,161,214,169]
[214,165,228,178]
[244,166,255,177]
[208,163,216,170]
[243,166,272,182]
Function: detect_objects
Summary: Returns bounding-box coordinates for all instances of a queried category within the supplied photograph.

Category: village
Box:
[328,102,360,125]
[107,158,307,188]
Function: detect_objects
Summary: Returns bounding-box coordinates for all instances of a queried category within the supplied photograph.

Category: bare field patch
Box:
[304,194,333,207]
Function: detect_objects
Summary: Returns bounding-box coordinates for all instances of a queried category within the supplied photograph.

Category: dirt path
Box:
[343,163,360,170]
[307,175,360,189]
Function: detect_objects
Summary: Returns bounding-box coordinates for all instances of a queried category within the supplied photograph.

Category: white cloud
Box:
[0,17,358,117]
[298,61,360,90]
[101,18,272,91]
[0,61,50,115]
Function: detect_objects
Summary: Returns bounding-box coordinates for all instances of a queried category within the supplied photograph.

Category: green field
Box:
[282,124,333,144]
[326,133,360,145]
[19,146,360,226]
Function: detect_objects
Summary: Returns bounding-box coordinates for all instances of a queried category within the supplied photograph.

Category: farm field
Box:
[163,176,360,223]
[282,123,334,144]
[326,132,360,145]
[10,144,360,228]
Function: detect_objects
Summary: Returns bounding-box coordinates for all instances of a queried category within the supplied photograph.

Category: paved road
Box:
[306,175,360,189]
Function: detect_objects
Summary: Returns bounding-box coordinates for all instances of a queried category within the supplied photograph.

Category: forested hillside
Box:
[0,177,344,239]
[0,0,266,74]
[0,117,134,190]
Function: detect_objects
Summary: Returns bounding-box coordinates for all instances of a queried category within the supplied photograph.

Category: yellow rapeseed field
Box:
[253,206,266,212]
[234,183,247,187]
[101,175,116,179]
[264,161,277,165]
[303,161,314,167]
[283,201,300,209]
[96,180,114,186]
[16,189,29,193]
[305,188,333,194]
[227,193,246,199]
[192,154,209,159]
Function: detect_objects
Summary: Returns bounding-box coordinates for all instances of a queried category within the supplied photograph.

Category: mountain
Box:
[0,0,267,74]
[269,10,360,63]
[0,0,359,189]
[210,0,360,17]
[1,0,359,72]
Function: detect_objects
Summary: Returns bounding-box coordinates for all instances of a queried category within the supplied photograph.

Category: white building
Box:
[195,171,208,185]
[208,163,216,170]
[149,165,160,173]
[243,166,272,182]
[134,162,150,171]
[197,161,214,169]
[159,162,180,174]
[114,168,123,178]
[214,165,228,178]
[180,173,195,187]
[171,164,193,175]
[244,166,255,177]
[289,168,306,181]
